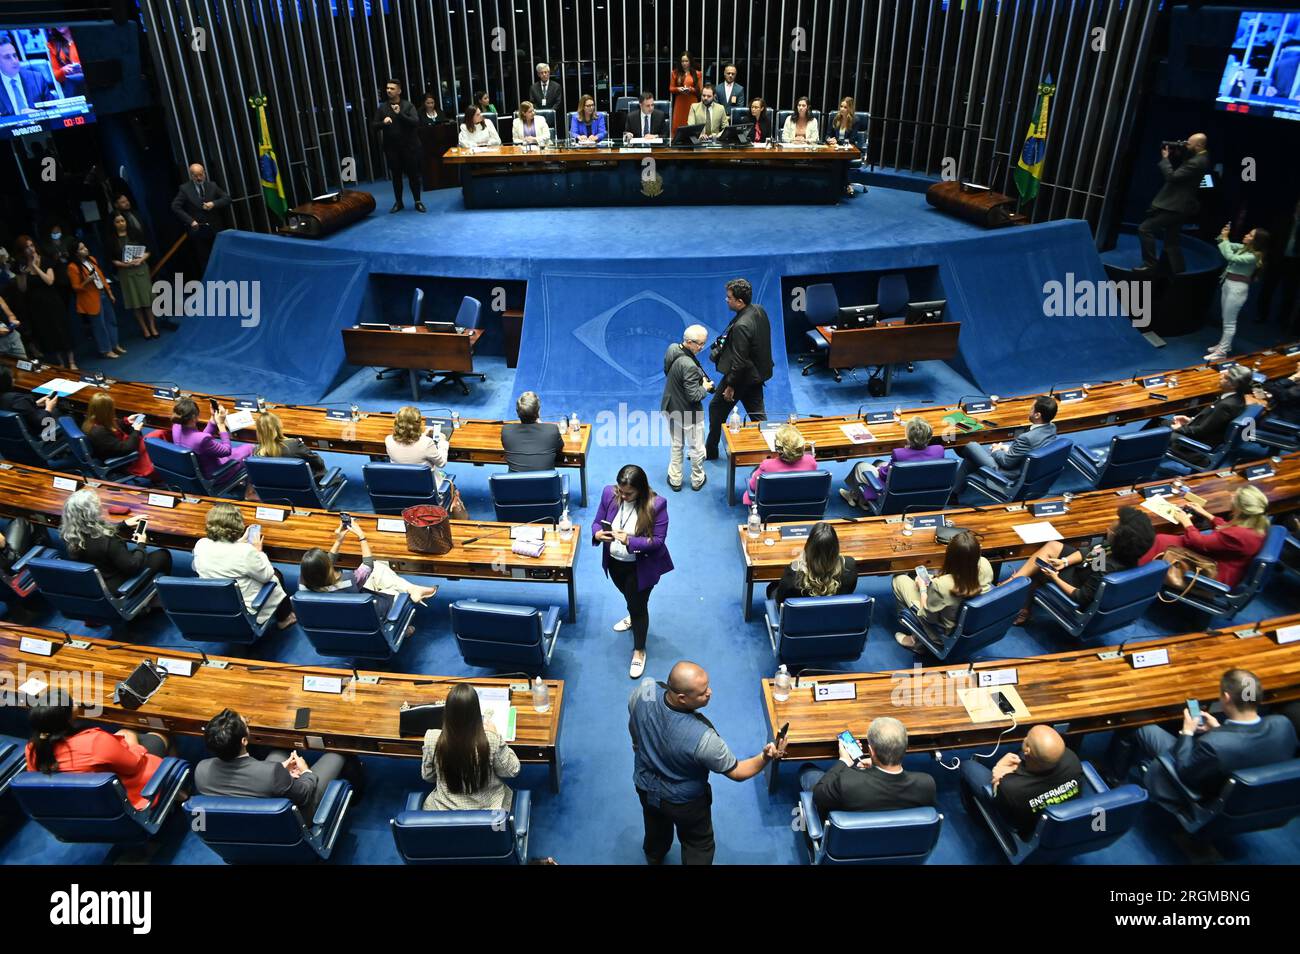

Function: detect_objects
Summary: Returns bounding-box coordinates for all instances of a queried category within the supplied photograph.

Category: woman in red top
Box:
[1147,485,1269,588]
[669,51,701,133]
[25,695,169,810]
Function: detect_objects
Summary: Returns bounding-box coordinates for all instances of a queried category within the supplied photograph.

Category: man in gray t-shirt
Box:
[627,660,787,864]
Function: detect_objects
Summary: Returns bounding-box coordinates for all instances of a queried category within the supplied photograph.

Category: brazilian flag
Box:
[1013,76,1056,209]
[250,95,287,220]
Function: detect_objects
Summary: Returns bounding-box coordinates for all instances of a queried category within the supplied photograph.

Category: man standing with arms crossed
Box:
[661,324,713,492]
[370,78,425,214]
[705,277,772,460]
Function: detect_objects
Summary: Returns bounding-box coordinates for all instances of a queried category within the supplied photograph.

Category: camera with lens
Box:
[1162,139,1189,162]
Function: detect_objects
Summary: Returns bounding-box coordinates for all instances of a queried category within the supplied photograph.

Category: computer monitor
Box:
[836,304,881,328]
[718,123,753,145]
[671,122,705,146]
[423,320,457,333]
[358,321,390,330]
[904,300,946,325]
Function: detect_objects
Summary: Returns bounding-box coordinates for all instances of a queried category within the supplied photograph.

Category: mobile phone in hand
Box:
[208,397,220,413]
[339,512,352,528]
[246,524,262,544]
[133,517,149,538]
[599,519,612,530]
[1187,698,1203,724]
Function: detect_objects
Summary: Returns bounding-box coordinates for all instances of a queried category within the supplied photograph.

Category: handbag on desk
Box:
[1158,546,1218,599]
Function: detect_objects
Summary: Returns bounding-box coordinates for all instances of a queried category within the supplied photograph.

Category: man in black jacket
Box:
[370,78,425,214]
[1149,364,1252,464]
[0,366,58,444]
[501,390,564,471]
[1136,133,1210,273]
[170,162,231,272]
[625,90,668,141]
[704,278,773,459]
[802,716,937,820]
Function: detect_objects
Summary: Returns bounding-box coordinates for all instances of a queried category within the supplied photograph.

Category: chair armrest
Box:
[798,790,824,843]
[316,466,344,488]
[115,567,156,597]
[1154,752,1204,804]
[311,778,352,828]
[103,452,140,470]
[386,592,412,622]
[539,605,562,639]
[862,469,884,494]
[249,580,277,610]
[975,465,1014,487]
[763,597,781,631]
[11,545,55,573]
[1169,433,1212,454]
[511,788,532,840]
[404,791,425,813]
[140,756,189,801]
[1172,575,1232,598]
[1081,760,1109,795]
[1259,418,1300,435]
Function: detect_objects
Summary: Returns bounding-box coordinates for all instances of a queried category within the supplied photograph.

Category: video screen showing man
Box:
[0,27,93,137]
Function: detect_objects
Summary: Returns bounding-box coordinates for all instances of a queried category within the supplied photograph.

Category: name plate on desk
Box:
[16,359,37,372]
[255,506,287,523]
[325,409,352,421]
[1029,500,1067,517]
[147,493,177,509]
[961,400,994,414]
[376,518,406,534]
[303,675,343,694]
[156,657,195,677]
[1056,389,1085,403]
[1274,624,1300,645]
[52,476,78,491]
[976,668,1018,688]
[79,374,109,386]
[909,514,945,530]
[864,411,895,425]
[1130,647,1170,669]
[19,636,54,657]
[235,399,258,410]
[152,387,180,400]
[510,526,545,542]
[1286,345,1300,356]
[1140,483,1175,498]
[777,524,815,540]
[1243,463,1275,480]
[1137,374,1168,389]
[812,682,857,702]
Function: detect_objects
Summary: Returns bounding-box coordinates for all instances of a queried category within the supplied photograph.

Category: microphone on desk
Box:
[792,667,840,689]
[103,641,214,668]
[460,515,559,547]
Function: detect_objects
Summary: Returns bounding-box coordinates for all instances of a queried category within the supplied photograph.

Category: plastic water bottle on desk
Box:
[728,407,742,434]
[531,676,551,713]
[747,504,762,540]
[773,664,792,702]
[558,507,573,541]
[893,405,903,423]
[350,403,361,423]
[569,412,580,438]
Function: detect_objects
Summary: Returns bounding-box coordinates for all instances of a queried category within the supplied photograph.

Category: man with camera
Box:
[1135,132,1209,274]
[704,278,773,460]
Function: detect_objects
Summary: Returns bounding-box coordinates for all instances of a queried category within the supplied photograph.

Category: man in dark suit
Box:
[370,78,424,214]
[952,395,1059,497]
[1108,669,1298,813]
[194,708,352,813]
[802,717,937,820]
[501,390,565,471]
[717,64,745,112]
[1146,365,1251,463]
[1136,132,1210,273]
[0,34,57,117]
[624,89,668,141]
[529,61,563,113]
[705,278,773,459]
[170,162,230,274]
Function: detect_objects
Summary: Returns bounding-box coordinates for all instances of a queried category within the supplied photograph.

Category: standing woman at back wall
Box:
[669,51,701,133]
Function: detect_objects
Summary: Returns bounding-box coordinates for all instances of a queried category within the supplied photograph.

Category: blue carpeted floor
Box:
[2,196,1298,865]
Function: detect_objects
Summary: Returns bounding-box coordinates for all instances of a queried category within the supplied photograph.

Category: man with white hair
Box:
[801,716,937,819]
[661,324,714,492]
[529,61,562,112]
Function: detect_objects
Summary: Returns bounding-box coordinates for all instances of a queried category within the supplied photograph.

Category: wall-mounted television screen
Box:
[0,26,96,139]
[1217,11,1300,120]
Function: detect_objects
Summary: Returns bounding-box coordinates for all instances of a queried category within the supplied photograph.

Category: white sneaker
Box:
[629,651,646,678]
[1204,348,1227,361]
[613,616,632,632]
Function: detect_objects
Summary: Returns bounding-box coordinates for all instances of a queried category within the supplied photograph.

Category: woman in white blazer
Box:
[458,104,501,148]
[782,95,820,144]
[512,101,551,145]
[192,503,295,629]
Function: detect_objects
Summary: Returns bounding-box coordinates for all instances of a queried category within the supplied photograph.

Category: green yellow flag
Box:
[1013,76,1055,208]
[249,95,287,220]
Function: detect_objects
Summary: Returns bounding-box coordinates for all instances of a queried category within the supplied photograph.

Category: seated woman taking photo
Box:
[299,519,438,625]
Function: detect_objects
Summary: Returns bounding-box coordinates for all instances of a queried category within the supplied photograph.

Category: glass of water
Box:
[902,514,914,536]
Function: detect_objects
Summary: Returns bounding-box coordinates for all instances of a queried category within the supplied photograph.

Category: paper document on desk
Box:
[1012,522,1062,545]
[959,685,1030,723]
[1140,495,1187,525]
[840,423,875,444]
[31,377,88,397]
[474,686,517,742]
[224,409,255,432]
[758,423,781,453]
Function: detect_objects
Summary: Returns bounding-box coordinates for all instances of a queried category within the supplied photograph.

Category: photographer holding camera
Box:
[1136,132,1210,274]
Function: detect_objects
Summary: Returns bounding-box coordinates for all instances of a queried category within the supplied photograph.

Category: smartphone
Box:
[776,721,790,744]
[915,565,933,586]
[837,729,864,762]
[132,517,148,538]
[1148,392,1168,402]
[339,512,352,528]
[599,519,612,530]
[1186,698,1203,724]
[208,397,220,413]
[128,413,146,428]
[245,523,262,544]
[294,707,311,729]
[992,691,1016,716]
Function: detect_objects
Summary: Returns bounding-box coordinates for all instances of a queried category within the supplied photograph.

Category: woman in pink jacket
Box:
[744,423,817,505]
[169,395,254,478]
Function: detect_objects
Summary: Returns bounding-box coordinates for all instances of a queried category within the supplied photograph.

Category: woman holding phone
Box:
[60,487,172,592]
[193,502,295,629]
[892,530,994,651]
[169,395,254,478]
[299,518,438,622]
[591,464,673,678]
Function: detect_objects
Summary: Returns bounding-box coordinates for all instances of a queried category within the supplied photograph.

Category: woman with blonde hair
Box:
[767,521,858,604]
[193,502,295,629]
[384,406,468,518]
[512,100,551,145]
[82,390,159,483]
[254,411,326,477]
[1149,485,1271,589]
[1205,224,1270,362]
[744,422,817,505]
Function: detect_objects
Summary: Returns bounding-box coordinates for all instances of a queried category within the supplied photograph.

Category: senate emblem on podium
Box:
[641,174,664,198]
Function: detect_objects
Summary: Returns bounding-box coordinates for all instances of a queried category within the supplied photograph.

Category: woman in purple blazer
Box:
[169,396,254,479]
[840,416,945,509]
[592,463,673,679]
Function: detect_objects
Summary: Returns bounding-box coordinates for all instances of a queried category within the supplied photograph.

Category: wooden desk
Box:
[721,343,1299,504]
[0,462,584,621]
[736,450,1299,618]
[441,143,857,208]
[759,613,1300,790]
[341,325,485,401]
[815,321,961,389]
[0,624,566,790]
[1,358,592,506]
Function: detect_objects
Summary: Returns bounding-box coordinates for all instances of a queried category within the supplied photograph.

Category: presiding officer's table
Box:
[0,624,567,790]
[342,325,484,401]
[442,142,858,207]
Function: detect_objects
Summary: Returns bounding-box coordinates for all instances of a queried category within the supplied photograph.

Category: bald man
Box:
[170,162,230,273]
[628,661,786,864]
[1136,132,1210,274]
[960,724,1083,839]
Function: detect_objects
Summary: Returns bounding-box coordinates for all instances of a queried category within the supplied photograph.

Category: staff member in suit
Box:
[0,33,58,116]
[1146,364,1252,461]
[747,97,773,144]
[459,103,502,148]
[529,61,563,114]
[593,464,672,678]
[951,395,1059,498]
[1108,669,1298,811]
[1135,133,1210,274]
[717,64,745,111]
[802,717,937,819]
[170,163,231,271]
[501,391,564,471]
[661,324,713,491]
[568,94,606,143]
[686,83,728,139]
[419,92,443,125]
[625,89,668,141]
[370,79,425,214]
[512,100,551,145]
[704,278,773,459]
[1205,222,1268,362]
[628,660,787,865]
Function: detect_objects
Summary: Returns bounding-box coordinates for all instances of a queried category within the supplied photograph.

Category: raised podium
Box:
[925,180,1027,229]
[278,189,376,239]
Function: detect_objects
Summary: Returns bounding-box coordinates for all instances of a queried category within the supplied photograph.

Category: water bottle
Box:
[349,403,360,423]
[531,676,551,713]
[728,407,742,434]
[451,409,460,430]
[569,411,580,437]
[747,504,762,540]
[893,405,903,422]
[256,395,267,413]
[773,664,792,702]
[558,507,574,541]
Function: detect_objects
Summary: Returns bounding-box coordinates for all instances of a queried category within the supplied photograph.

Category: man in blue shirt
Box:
[628,660,786,864]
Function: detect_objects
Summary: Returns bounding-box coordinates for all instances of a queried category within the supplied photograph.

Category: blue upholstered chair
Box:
[362,462,453,514]
[962,759,1147,864]
[1252,416,1300,452]
[10,758,191,844]
[155,576,279,645]
[898,576,1031,660]
[183,781,354,863]
[800,283,840,380]
[753,470,832,523]
[489,469,568,523]
[244,456,346,510]
[26,555,159,626]
[390,789,531,864]
[1067,427,1172,489]
[291,590,417,661]
[0,538,58,600]
[964,437,1073,504]
[0,735,26,801]
[876,272,910,320]
[1162,408,1261,473]
[0,409,73,468]
[1150,754,1300,841]
[145,437,247,498]
[763,594,873,665]
[449,599,561,674]
[1156,525,1286,620]
[854,457,960,516]
[797,792,942,864]
[426,296,486,395]
[58,416,142,483]
[1031,561,1169,641]
[775,108,822,134]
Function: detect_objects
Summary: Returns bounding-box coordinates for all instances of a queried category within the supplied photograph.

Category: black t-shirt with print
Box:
[996,748,1084,838]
